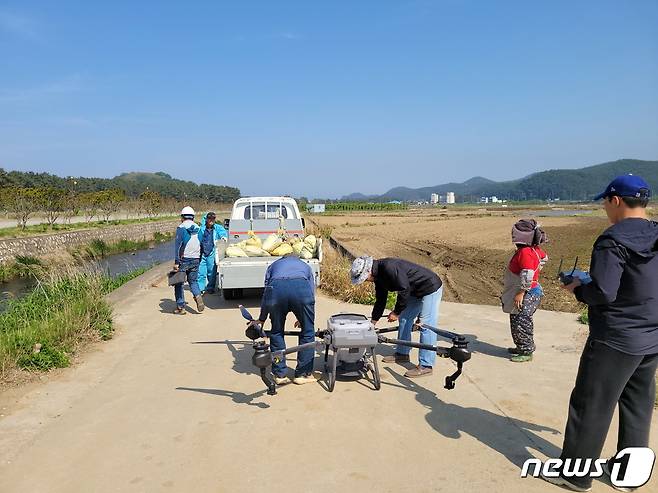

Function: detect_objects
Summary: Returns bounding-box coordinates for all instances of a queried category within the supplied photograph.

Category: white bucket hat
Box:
[350,256,373,285]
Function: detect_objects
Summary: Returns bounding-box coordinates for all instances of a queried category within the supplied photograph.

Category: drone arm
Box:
[275,340,323,357]
[413,323,461,341]
[378,335,449,355]
[378,334,471,389]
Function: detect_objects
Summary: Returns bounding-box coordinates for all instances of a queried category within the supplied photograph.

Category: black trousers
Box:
[560,337,658,487]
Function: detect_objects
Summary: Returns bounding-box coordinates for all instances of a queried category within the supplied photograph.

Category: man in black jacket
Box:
[543,175,658,492]
[350,256,443,378]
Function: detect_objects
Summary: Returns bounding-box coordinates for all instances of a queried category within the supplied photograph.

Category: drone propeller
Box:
[239,305,254,321]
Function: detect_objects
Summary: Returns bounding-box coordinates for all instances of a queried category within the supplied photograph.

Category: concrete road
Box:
[0,277,656,492]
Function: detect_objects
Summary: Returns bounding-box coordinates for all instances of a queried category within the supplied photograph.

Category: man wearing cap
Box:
[351,256,443,378]
[543,175,658,492]
[172,206,204,315]
[197,212,228,294]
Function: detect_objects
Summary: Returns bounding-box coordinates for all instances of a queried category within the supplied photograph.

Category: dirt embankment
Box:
[315,212,611,313]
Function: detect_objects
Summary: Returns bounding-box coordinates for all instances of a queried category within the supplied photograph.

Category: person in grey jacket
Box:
[543,175,658,492]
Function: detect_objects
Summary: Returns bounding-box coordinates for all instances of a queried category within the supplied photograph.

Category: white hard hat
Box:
[180,206,195,217]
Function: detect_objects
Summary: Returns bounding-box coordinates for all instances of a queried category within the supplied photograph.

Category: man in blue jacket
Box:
[544,175,658,492]
[173,206,204,315]
[197,212,228,294]
[250,255,317,385]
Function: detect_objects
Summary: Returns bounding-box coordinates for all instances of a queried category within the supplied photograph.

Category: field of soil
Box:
[312,207,656,313]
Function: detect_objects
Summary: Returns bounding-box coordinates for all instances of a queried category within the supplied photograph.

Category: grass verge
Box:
[0,266,151,380]
[69,232,172,261]
[578,309,588,325]
[320,246,396,310]
[0,255,45,283]
[0,215,178,239]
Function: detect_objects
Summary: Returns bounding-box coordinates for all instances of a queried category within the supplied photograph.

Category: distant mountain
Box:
[341,159,658,202]
[0,169,241,202]
[342,192,378,201]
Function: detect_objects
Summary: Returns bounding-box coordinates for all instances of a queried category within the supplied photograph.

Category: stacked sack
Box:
[226,232,319,259]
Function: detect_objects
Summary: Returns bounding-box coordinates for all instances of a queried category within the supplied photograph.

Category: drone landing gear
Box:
[324,347,381,392]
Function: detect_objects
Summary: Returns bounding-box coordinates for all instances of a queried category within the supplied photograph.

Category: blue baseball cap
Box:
[593,174,651,201]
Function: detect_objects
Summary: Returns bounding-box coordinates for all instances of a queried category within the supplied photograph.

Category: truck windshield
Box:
[244,204,289,220]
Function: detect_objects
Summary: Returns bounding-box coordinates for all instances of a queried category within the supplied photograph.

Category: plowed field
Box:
[313,209,616,312]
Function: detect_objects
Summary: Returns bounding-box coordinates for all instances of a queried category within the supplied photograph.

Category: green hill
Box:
[0,169,240,203]
[345,159,658,202]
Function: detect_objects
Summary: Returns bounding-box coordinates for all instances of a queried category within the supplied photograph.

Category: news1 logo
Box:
[521,447,655,488]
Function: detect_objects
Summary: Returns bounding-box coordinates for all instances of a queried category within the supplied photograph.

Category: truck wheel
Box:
[232,288,244,299]
[222,289,234,300]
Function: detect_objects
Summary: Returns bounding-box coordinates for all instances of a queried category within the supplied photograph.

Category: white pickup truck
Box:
[216,197,322,299]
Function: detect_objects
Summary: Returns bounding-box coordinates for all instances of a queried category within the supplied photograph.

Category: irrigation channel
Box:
[0,240,174,307]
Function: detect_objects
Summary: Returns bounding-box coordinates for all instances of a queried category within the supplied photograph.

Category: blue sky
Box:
[1,1,657,198]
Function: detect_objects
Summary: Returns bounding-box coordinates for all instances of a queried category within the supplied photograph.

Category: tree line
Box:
[0,169,240,203]
[0,188,227,230]
[326,202,407,211]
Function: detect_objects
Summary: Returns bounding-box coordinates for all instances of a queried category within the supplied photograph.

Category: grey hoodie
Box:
[575,218,658,355]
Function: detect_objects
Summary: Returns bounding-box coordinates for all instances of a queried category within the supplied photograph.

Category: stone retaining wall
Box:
[0,220,179,264]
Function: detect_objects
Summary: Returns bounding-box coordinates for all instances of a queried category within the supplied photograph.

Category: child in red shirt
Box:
[501,219,548,362]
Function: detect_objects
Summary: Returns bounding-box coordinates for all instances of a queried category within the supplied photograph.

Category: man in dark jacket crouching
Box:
[544,174,658,492]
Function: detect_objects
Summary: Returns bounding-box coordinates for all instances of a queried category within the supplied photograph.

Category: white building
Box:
[446,192,456,204]
[430,193,439,204]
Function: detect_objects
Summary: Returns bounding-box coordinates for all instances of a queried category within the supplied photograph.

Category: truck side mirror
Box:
[223,218,230,230]
[301,218,306,229]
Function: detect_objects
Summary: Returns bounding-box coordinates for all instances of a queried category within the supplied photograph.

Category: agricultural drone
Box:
[239,306,472,395]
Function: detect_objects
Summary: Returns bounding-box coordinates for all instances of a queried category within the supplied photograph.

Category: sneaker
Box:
[194,295,205,312]
[510,353,533,363]
[173,307,187,315]
[404,365,433,378]
[293,374,316,385]
[602,462,636,492]
[382,353,410,364]
[508,347,522,354]
[541,473,591,492]
[273,375,291,385]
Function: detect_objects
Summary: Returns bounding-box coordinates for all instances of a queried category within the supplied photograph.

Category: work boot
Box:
[382,353,410,364]
[405,365,433,378]
[173,307,187,315]
[293,374,317,385]
[194,295,205,312]
[541,473,591,492]
[510,352,533,363]
[507,347,522,354]
[273,375,291,385]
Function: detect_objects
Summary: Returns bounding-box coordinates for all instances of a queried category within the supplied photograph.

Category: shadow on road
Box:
[191,340,256,375]
[175,386,270,409]
[202,289,262,311]
[463,334,509,359]
[383,368,562,468]
[158,298,201,315]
